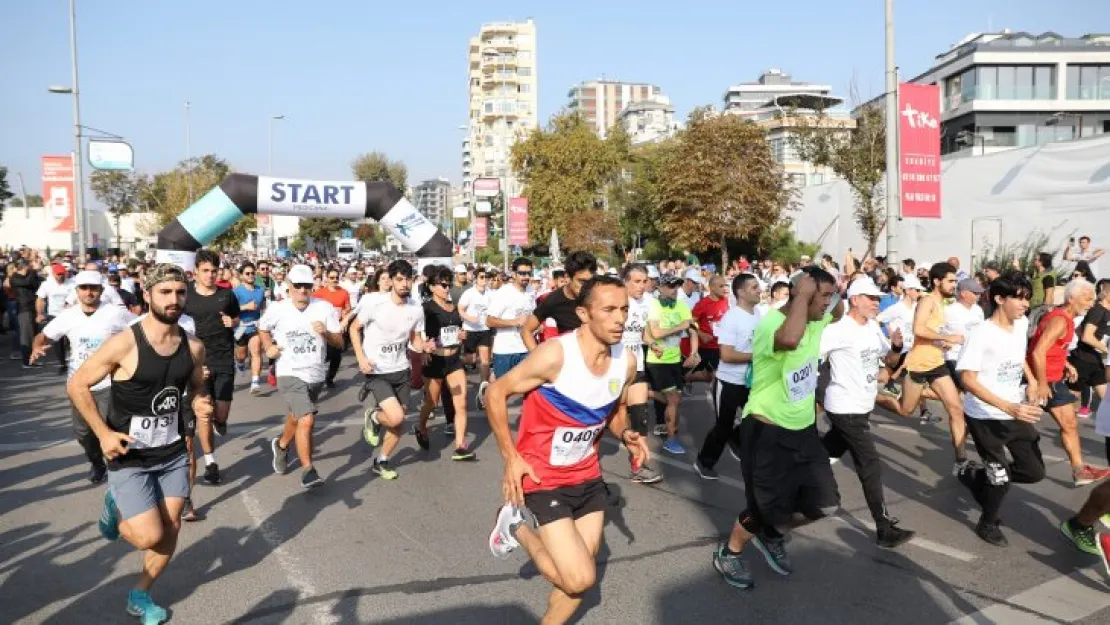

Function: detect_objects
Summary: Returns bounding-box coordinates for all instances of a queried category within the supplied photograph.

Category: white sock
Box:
[204,454,217,466]
[251,376,260,384]
[378,455,388,463]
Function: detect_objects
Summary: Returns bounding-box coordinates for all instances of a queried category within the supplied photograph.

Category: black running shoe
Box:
[452,446,476,461]
[301,467,324,489]
[876,522,915,549]
[203,463,221,485]
[412,424,430,451]
[213,420,228,437]
[88,463,107,484]
[975,518,1007,547]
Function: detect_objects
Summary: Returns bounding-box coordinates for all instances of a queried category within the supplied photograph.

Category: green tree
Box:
[351,151,408,191]
[510,111,627,252]
[90,170,138,251]
[656,110,793,269]
[353,223,386,250]
[9,194,44,208]
[137,155,254,250]
[607,138,680,257]
[789,103,887,257]
[297,217,349,256]
[0,166,13,224]
[757,225,821,264]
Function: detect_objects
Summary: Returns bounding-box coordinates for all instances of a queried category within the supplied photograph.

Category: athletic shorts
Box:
[235,327,258,347]
[492,352,527,378]
[463,330,493,352]
[909,363,950,385]
[525,478,608,527]
[684,348,719,374]
[1044,380,1076,410]
[737,417,841,528]
[205,365,235,402]
[646,362,684,394]
[424,352,464,379]
[277,376,324,417]
[365,369,412,409]
[944,360,963,391]
[633,369,649,385]
[107,452,190,521]
[1068,355,1106,391]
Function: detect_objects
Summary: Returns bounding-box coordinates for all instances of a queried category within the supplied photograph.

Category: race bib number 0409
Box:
[549,425,605,467]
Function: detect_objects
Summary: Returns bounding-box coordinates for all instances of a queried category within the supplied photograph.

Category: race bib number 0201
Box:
[785,359,817,403]
[549,425,605,467]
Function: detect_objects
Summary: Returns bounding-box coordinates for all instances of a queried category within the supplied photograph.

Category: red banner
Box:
[474,217,488,248]
[42,155,76,232]
[898,83,942,219]
[507,197,528,246]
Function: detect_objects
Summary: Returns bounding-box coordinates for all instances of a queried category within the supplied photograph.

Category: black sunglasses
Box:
[291,283,314,291]
[515,270,532,276]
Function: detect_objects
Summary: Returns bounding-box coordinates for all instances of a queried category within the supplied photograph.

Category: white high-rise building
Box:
[462,19,538,214]
[568,80,665,138]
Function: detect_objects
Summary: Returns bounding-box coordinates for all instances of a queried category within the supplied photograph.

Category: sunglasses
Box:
[515,270,532,276]
[291,283,314,291]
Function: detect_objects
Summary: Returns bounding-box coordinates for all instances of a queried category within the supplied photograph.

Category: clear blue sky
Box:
[1,0,1103,206]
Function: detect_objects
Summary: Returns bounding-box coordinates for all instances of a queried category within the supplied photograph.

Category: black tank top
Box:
[109,323,193,468]
[423,299,462,349]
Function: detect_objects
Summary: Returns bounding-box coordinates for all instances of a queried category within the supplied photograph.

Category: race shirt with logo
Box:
[646,298,692,365]
[488,284,535,355]
[943,301,985,362]
[623,293,654,371]
[259,298,340,384]
[957,317,1030,420]
[37,278,73,317]
[819,316,890,414]
[877,299,916,353]
[743,309,832,430]
[356,292,424,374]
[516,332,629,493]
[43,304,135,391]
[458,286,492,332]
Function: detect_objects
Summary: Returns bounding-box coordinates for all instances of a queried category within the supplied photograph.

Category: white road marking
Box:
[875,423,921,435]
[831,516,977,563]
[0,440,69,452]
[947,566,1109,624]
[239,489,339,625]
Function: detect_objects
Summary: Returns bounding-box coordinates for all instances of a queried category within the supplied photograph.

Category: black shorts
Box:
[1045,379,1077,410]
[646,362,685,394]
[909,363,950,385]
[205,365,235,402]
[633,369,649,385]
[365,369,412,408]
[463,330,493,352]
[965,417,1045,486]
[235,328,258,347]
[945,360,963,391]
[1068,355,1106,391]
[738,417,841,528]
[684,348,719,374]
[525,478,608,527]
[423,352,464,379]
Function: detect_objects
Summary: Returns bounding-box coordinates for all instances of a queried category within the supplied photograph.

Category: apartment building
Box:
[462,19,538,213]
[616,95,679,146]
[567,80,664,138]
[413,178,452,226]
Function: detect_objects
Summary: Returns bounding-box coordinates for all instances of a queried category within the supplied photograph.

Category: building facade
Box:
[904,31,1110,156]
[413,178,452,226]
[567,80,664,138]
[463,19,538,213]
[616,95,679,146]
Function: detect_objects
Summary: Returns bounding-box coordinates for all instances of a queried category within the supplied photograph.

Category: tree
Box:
[353,223,386,250]
[297,217,349,256]
[90,170,138,251]
[9,194,44,207]
[351,151,408,191]
[607,139,680,257]
[0,166,13,224]
[510,111,627,251]
[789,102,887,257]
[656,111,793,269]
[137,155,255,250]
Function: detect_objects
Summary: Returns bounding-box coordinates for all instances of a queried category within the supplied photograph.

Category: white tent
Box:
[793,134,1110,269]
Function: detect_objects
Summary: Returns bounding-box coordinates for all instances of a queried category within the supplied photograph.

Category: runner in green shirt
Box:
[712,267,844,590]
[645,276,699,455]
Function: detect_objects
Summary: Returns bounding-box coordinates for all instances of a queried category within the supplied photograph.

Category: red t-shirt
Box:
[312,286,350,312]
[1027,308,1074,383]
[689,296,730,350]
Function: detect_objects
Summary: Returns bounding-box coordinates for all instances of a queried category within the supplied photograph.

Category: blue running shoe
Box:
[126,589,168,625]
[662,437,686,455]
[752,533,793,576]
[99,489,120,541]
[712,542,754,589]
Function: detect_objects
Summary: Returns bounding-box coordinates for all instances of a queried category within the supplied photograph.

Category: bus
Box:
[336,238,361,262]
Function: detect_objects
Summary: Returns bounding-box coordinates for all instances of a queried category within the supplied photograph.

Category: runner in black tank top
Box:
[67,263,211,625]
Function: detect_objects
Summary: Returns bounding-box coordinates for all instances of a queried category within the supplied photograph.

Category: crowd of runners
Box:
[3,235,1110,624]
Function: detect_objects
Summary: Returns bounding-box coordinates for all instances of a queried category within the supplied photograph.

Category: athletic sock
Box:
[204,454,217,466]
[378,455,389,463]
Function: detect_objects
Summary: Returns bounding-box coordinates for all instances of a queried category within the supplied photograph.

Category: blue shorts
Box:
[492,352,527,378]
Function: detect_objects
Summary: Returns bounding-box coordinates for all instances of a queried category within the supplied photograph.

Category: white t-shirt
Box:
[943,301,985,361]
[131,312,197,336]
[37,278,74,317]
[458,286,492,332]
[273,282,288,302]
[487,284,534,355]
[356,292,424,374]
[877,300,916,353]
[341,279,362,308]
[259,298,340,384]
[678,288,701,311]
[819,316,891,414]
[716,306,760,385]
[66,283,124,307]
[43,304,136,391]
[623,293,655,372]
[956,318,1029,421]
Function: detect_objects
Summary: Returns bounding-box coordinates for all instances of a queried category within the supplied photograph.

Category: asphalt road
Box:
[3,355,1110,624]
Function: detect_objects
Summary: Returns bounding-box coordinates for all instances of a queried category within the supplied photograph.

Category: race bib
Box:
[440,326,460,347]
[71,336,105,372]
[286,331,321,366]
[785,359,818,402]
[550,424,605,466]
[128,413,180,449]
[379,341,408,359]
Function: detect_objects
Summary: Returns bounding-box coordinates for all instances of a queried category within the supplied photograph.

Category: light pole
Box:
[185,100,192,203]
[48,0,87,262]
[882,0,900,265]
[268,114,285,252]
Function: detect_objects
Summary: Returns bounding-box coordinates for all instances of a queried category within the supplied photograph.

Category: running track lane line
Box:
[946,566,1109,624]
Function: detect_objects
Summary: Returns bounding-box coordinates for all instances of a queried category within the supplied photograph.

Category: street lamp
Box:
[267,114,285,253]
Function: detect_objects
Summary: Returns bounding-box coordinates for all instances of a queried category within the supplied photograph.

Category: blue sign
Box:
[341,229,353,238]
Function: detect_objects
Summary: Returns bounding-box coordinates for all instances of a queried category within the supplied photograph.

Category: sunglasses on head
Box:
[291,283,313,291]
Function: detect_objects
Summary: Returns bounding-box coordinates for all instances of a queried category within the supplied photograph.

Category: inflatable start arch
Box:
[156,174,452,269]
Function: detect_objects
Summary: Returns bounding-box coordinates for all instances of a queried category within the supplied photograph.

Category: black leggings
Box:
[697,380,748,470]
[823,412,890,527]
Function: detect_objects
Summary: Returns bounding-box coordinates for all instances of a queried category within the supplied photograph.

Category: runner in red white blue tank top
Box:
[486,276,649,625]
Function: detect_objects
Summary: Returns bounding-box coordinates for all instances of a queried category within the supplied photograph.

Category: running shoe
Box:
[880,382,901,399]
[126,589,168,625]
[1074,465,1110,487]
[488,503,524,559]
[98,489,120,541]
[1096,533,1110,580]
[250,383,262,396]
[363,408,381,448]
[1060,518,1099,555]
[653,423,668,437]
[712,542,754,589]
[751,534,792,575]
[271,438,288,475]
[876,521,915,549]
[301,467,324,489]
[477,381,489,409]
[693,459,719,480]
[452,446,477,461]
[975,518,1008,547]
[267,365,276,387]
[631,464,663,484]
[357,381,375,404]
[919,408,942,425]
[213,419,228,437]
[181,498,198,522]
[662,438,686,455]
[88,463,107,484]
[236,361,246,374]
[412,424,430,451]
[444,422,456,436]
[1078,406,1092,419]
[203,463,221,485]
[372,458,397,480]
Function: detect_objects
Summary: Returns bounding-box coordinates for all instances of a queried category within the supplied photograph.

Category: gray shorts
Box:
[72,387,112,438]
[277,376,324,418]
[108,452,189,520]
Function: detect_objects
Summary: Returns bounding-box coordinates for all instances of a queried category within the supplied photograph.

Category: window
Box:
[518,84,531,93]
[961,68,977,103]
[517,67,531,77]
[518,51,531,61]
[1034,66,1054,99]
[1015,66,1033,99]
[996,66,1016,99]
[788,173,806,187]
[974,65,1054,100]
[978,66,997,99]
[1066,64,1110,99]
[1081,66,1098,99]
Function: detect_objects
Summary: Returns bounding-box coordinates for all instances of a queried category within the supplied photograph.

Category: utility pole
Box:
[883,0,900,264]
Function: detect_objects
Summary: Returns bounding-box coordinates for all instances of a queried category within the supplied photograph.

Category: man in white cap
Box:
[818,277,915,548]
[31,270,135,483]
[450,264,470,305]
[679,268,703,311]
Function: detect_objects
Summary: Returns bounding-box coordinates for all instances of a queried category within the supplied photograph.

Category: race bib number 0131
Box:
[549,425,605,467]
[128,413,181,450]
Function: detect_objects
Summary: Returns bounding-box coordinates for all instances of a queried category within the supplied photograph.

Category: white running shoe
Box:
[488,503,524,559]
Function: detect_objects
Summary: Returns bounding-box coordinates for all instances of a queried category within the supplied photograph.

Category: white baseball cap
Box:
[646,265,660,279]
[684,268,705,285]
[902,276,925,291]
[75,270,103,287]
[287,264,314,285]
[454,264,468,273]
[847,278,883,298]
